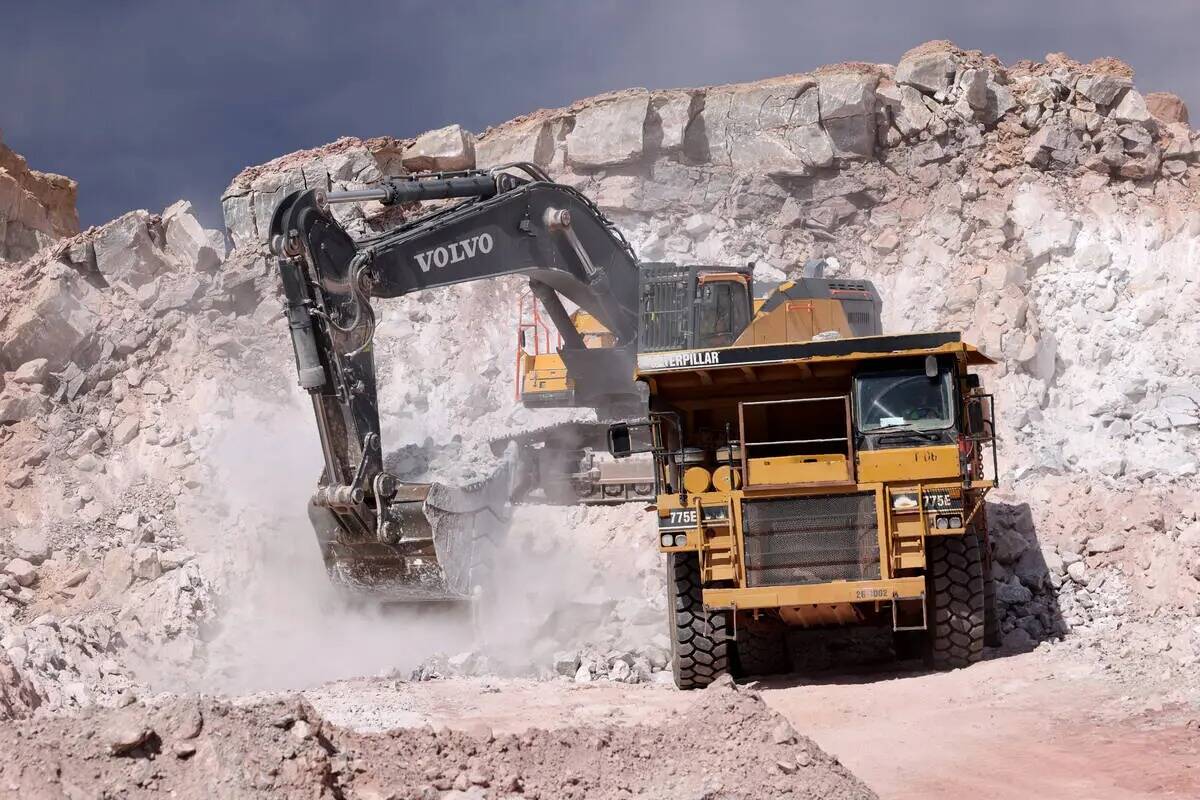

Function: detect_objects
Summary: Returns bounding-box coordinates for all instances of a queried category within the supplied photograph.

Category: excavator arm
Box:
[268,166,644,599]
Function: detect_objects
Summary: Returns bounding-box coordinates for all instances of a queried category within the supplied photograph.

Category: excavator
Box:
[268,164,882,600]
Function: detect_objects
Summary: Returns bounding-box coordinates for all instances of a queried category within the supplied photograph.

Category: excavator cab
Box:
[638,263,756,353]
[695,273,752,349]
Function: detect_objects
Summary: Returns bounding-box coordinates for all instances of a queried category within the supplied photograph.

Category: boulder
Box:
[1086,534,1124,554]
[113,417,140,445]
[11,359,49,385]
[1145,92,1189,125]
[566,92,650,167]
[103,714,155,756]
[0,273,101,371]
[1112,89,1152,124]
[93,211,173,290]
[955,74,1012,126]
[817,72,879,159]
[163,200,221,272]
[1023,122,1084,170]
[895,85,933,137]
[401,124,476,172]
[698,79,833,174]
[1076,73,1132,106]
[996,575,1033,605]
[3,558,36,587]
[0,389,50,424]
[475,120,554,168]
[0,648,41,720]
[152,276,203,313]
[11,530,50,564]
[895,49,957,95]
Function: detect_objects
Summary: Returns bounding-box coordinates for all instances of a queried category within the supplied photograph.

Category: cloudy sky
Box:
[3,1,1196,229]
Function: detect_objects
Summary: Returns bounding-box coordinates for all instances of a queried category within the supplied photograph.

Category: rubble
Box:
[0,688,876,799]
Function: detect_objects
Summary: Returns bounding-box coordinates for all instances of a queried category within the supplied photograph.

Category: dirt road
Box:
[306,646,1200,799]
[760,649,1200,800]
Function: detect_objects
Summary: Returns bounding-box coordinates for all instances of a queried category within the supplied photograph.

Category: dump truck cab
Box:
[612,303,998,688]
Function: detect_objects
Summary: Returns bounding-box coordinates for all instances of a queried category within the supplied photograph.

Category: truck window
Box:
[854,368,954,433]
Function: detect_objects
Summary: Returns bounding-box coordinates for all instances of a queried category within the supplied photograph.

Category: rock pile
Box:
[0,171,293,715]
[0,680,876,799]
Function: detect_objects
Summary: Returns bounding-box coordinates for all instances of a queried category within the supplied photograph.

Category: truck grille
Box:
[742,493,880,587]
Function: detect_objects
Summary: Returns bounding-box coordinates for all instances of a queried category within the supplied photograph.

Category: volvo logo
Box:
[415,233,494,272]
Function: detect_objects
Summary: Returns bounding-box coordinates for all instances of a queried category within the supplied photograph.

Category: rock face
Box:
[0,134,79,262]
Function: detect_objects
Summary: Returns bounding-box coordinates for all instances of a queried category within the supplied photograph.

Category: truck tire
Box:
[667,553,729,689]
[733,629,792,678]
[925,530,986,669]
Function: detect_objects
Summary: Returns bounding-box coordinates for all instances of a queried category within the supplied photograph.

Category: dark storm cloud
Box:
[2,1,1197,229]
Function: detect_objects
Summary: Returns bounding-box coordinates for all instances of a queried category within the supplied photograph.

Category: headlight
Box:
[660,533,674,547]
[673,533,688,547]
[892,492,918,511]
[949,514,962,529]
[935,516,949,529]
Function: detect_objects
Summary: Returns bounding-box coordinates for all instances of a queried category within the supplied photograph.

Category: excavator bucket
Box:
[310,452,517,603]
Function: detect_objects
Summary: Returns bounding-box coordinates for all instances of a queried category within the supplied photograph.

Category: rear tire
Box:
[925,530,986,669]
[667,553,729,690]
[733,628,792,678]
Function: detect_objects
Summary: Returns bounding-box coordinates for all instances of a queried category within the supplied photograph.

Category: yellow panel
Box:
[857,445,961,482]
[704,576,926,609]
[746,453,849,486]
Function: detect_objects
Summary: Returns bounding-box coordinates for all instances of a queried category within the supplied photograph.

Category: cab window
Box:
[696,280,750,348]
[854,368,954,433]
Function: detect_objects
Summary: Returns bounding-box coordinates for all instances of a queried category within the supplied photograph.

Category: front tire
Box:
[667,553,729,689]
[925,530,986,669]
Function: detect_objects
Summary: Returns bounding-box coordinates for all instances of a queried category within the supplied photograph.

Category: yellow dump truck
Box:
[610,280,998,688]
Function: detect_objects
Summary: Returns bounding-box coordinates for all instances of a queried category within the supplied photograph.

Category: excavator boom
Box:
[269,167,647,599]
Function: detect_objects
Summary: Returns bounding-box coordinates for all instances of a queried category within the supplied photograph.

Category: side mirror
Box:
[608,423,633,458]
[965,373,981,390]
[924,355,938,379]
